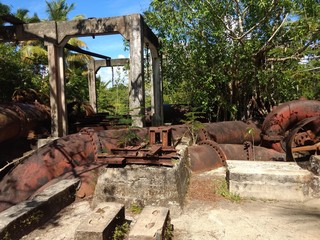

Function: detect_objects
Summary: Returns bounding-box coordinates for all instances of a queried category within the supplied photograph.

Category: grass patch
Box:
[213,179,241,202]
[113,222,130,240]
[129,203,143,214]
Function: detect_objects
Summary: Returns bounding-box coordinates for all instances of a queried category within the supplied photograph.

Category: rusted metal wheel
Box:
[285,116,320,161]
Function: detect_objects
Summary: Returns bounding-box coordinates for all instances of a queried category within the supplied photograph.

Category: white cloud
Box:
[97,66,128,88]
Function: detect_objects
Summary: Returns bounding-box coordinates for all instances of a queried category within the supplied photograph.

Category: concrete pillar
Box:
[46,43,68,137]
[129,15,145,127]
[150,45,163,126]
[88,59,97,113]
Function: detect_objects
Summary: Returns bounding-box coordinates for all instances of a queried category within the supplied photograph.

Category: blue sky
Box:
[1,0,152,83]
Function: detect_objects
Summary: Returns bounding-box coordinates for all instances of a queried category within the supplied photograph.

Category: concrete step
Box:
[0,178,80,240]
[227,160,320,201]
[128,206,171,240]
[75,202,125,240]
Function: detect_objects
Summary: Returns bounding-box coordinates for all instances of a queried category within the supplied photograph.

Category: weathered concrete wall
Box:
[92,144,190,208]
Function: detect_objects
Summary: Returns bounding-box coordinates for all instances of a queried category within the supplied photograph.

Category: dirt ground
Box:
[21,171,320,240]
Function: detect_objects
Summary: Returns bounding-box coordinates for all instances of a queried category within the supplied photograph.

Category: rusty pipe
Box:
[188,140,286,172]
[0,102,50,143]
[202,121,261,144]
[170,121,261,145]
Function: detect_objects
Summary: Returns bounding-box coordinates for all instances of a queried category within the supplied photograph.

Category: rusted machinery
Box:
[2,98,320,211]
[188,99,320,172]
[0,126,179,212]
[187,121,286,172]
[0,102,50,143]
[261,99,320,152]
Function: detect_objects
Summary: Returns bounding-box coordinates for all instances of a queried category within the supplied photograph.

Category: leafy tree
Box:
[0,2,10,25]
[145,0,320,122]
[45,0,75,21]
[0,43,41,102]
[44,0,92,103]
[97,67,129,115]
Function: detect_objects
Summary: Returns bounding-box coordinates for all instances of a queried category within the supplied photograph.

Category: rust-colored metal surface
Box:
[261,99,320,152]
[284,116,320,161]
[188,140,227,172]
[2,100,319,212]
[0,132,96,212]
[0,126,180,212]
[201,121,261,144]
[218,144,286,161]
[189,140,286,172]
[169,121,261,146]
[0,102,50,143]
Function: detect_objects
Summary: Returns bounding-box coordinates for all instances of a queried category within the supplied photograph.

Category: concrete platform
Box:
[0,178,80,240]
[227,160,320,201]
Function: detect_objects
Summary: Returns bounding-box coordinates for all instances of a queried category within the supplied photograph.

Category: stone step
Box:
[226,160,319,201]
[0,178,80,240]
[128,206,171,240]
[74,202,125,240]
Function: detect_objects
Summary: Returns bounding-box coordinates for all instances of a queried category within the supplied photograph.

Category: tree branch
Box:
[254,13,289,57]
[203,0,239,40]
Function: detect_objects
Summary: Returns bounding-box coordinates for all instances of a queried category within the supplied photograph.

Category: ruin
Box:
[1,12,320,240]
[0,14,162,137]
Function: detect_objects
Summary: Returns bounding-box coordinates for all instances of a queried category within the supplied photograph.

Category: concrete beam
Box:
[1,14,158,48]
[46,42,68,137]
[150,45,163,126]
[88,59,97,113]
[129,15,145,127]
[94,58,129,73]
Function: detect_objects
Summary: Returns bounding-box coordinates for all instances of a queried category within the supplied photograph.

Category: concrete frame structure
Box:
[0,14,162,137]
[88,58,129,113]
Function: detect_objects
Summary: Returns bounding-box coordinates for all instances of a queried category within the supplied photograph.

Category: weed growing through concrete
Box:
[129,203,143,214]
[213,179,241,202]
[245,127,256,161]
[164,216,174,240]
[113,222,130,240]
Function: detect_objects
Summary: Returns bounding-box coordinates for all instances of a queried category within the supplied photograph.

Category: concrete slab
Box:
[128,206,171,240]
[227,160,320,201]
[74,202,125,240]
[0,178,80,240]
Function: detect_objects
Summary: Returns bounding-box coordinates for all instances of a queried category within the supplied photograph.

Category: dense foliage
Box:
[0,0,91,105]
[145,0,320,121]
